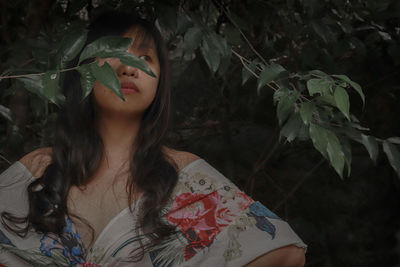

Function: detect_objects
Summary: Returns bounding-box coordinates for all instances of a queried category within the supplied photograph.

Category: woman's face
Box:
[92,27,161,119]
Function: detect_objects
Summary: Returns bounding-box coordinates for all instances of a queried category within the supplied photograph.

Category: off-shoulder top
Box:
[0,159,306,266]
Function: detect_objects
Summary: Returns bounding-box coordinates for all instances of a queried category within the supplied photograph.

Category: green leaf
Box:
[333,86,350,120]
[18,76,44,97]
[326,132,345,178]
[77,64,96,101]
[79,36,132,63]
[201,35,220,73]
[86,50,155,77]
[341,138,352,177]
[198,32,230,74]
[276,90,299,126]
[315,95,336,106]
[309,123,328,158]
[242,61,256,85]
[383,141,400,177]
[57,29,88,67]
[115,51,155,77]
[257,64,286,92]
[273,86,289,104]
[309,70,330,78]
[42,71,60,105]
[387,137,400,145]
[361,134,379,163]
[217,36,231,75]
[77,35,154,77]
[307,78,333,96]
[299,101,315,124]
[90,62,125,101]
[183,27,203,55]
[208,32,227,55]
[0,104,13,122]
[332,74,365,105]
[340,125,362,143]
[175,13,192,35]
[223,24,243,46]
[280,113,304,142]
[18,75,64,106]
[218,47,231,75]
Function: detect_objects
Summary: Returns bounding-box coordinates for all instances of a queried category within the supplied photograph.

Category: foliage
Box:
[0,0,399,266]
[1,0,399,178]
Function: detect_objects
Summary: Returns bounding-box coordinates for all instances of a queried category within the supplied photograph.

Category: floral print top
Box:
[0,159,306,266]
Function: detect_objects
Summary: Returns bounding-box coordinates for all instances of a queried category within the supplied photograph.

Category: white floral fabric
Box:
[0,159,306,266]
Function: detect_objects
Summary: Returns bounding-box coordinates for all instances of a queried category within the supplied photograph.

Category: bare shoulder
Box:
[245,245,305,267]
[19,147,53,178]
[163,147,201,171]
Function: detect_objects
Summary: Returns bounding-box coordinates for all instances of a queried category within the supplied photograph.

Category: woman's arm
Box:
[245,245,306,267]
[19,147,52,178]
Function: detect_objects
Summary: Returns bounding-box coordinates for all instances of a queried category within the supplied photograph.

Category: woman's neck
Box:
[96,112,141,168]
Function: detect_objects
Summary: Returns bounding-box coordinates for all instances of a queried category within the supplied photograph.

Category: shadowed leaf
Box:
[299,101,315,124]
[90,62,125,101]
[0,105,13,122]
[201,34,220,73]
[78,64,96,101]
[79,36,132,63]
[257,64,286,92]
[183,27,203,55]
[361,134,379,164]
[57,29,88,68]
[280,113,304,142]
[326,131,345,178]
[332,74,365,105]
[333,86,350,120]
[309,123,328,158]
[383,141,400,177]
[307,78,333,96]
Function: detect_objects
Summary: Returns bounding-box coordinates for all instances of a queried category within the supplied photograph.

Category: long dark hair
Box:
[1,11,179,261]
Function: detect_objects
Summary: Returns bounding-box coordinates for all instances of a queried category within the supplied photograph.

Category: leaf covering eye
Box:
[139,55,151,61]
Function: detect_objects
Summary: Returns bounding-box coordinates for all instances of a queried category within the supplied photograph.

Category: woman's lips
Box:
[122,88,138,94]
[120,82,139,94]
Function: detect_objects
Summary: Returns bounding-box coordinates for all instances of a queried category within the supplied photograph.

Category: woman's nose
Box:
[118,64,138,77]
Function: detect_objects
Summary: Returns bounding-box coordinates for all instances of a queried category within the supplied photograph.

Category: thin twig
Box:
[19,58,35,68]
[0,65,80,80]
[232,49,259,78]
[245,127,280,195]
[0,73,46,79]
[212,1,267,65]
[273,158,325,211]
[232,49,279,92]
[0,153,11,165]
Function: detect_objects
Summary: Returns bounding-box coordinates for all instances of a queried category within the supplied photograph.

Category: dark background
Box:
[0,0,399,266]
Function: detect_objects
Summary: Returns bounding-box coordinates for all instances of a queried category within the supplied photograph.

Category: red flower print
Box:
[77,262,102,267]
[167,190,253,260]
[237,192,253,210]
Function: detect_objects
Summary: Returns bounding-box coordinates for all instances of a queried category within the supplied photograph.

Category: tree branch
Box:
[211,0,267,65]
[273,158,326,211]
[0,153,11,165]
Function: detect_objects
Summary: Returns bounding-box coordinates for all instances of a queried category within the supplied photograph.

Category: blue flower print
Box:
[248,201,280,219]
[0,228,14,246]
[39,217,85,265]
[247,201,280,239]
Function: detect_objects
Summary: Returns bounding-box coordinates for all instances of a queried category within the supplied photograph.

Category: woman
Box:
[0,11,306,266]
